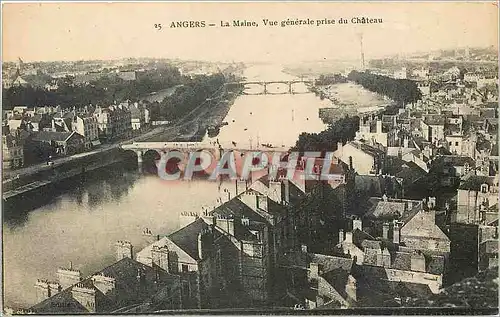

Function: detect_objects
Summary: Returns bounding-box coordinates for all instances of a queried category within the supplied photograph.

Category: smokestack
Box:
[382,222,390,239]
[358,33,365,70]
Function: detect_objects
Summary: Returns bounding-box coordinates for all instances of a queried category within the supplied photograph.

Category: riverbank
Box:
[2,147,129,201]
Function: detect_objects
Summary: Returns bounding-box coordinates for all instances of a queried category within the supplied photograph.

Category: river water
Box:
[2,63,383,309]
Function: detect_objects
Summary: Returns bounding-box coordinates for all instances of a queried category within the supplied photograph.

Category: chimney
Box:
[49,282,62,297]
[382,248,391,268]
[393,221,401,244]
[34,280,50,303]
[410,252,426,272]
[338,229,345,244]
[345,275,357,302]
[269,180,283,204]
[151,245,170,272]
[345,232,353,243]
[236,179,248,195]
[301,244,308,253]
[376,248,383,267]
[283,179,291,206]
[406,200,413,211]
[376,120,382,133]
[427,197,436,210]
[352,218,362,231]
[241,216,250,226]
[91,274,116,295]
[197,233,203,260]
[71,284,96,313]
[179,211,199,228]
[239,192,258,211]
[337,142,343,157]
[256,194,268,212]
[115,241,133,261]
[308,262,319,279]
[57,268,82,289]
[216,215,234,236]
[382,222,390,239]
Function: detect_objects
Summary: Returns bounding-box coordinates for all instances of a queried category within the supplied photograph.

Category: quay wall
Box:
[3,148,128,200]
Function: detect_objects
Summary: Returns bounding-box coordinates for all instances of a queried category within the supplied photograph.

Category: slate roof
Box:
[32,131,78,142]
[438,155,475,167]
[459,175,495,191]
[392,252,412,270]
[168,218,209,261]
[352,229,376,249]
[424,115,445,126]
[30,257,180,314]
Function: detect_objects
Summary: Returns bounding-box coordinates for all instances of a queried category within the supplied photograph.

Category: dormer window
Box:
[480,184,488,194]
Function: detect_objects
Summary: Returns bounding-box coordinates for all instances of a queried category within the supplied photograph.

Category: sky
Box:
[2,2,499,63]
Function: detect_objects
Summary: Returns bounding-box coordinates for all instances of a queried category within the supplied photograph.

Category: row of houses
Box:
[2,102,150,170]
[25,154,466,312]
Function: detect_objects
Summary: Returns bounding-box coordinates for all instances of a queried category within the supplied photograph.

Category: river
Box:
[2,63,384,309]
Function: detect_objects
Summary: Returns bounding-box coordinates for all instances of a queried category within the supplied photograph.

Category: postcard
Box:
[1,1,499,314]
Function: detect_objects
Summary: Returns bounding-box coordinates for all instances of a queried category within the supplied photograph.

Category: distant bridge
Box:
[120,141,290,167]
[227,80,315,95]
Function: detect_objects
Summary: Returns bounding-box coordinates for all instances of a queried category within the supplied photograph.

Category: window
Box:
[481,184,488,194]
[455,142,459,146]
[182,264,188,273]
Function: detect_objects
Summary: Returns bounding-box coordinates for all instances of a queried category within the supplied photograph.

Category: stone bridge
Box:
[120,141,290,168]
[227,80,315,95]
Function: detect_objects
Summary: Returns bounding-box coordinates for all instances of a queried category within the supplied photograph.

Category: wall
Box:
[335,144,376,175]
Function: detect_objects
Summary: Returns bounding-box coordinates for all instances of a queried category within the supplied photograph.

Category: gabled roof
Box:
[32,131,80,142]
[459,174,496,191]
[168,218,209,261]
[30,257,180,314]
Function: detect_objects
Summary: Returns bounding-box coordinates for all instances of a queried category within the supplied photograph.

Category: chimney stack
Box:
[57,267,82,289]
[151,245,170,272]
[376,120,382,133]
[71,284,96,313]
[269,180,283,204]
[115,241,133,261]
[382,222,390,239]
[91,274,116,295]
[309,262,319,279]
[410,252,426,272]
[197,233,203,260]
[236,179,248,195]
[338,229,345,244]
[256,194,268,212]
[352,217,362,231]
[301,244,308,253]
[393,221,401,244]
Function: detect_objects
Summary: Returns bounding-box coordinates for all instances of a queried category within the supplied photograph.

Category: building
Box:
[2,129,24,170]
[334,141,386,175]
[455,174,499,225]
[31,131,85,156]
[29,246,182,314]
[393,67,408,79]
[278,250,357,309]
[420,115,445,143]
[93,105,132,141]
[129,102,146,131]
[136,177,307,309]
[355,118,391,147]
[338,201,450,298]
[70,113,100,149]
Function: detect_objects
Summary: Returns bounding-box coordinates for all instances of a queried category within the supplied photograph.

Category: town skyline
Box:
[2,2,498,63]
